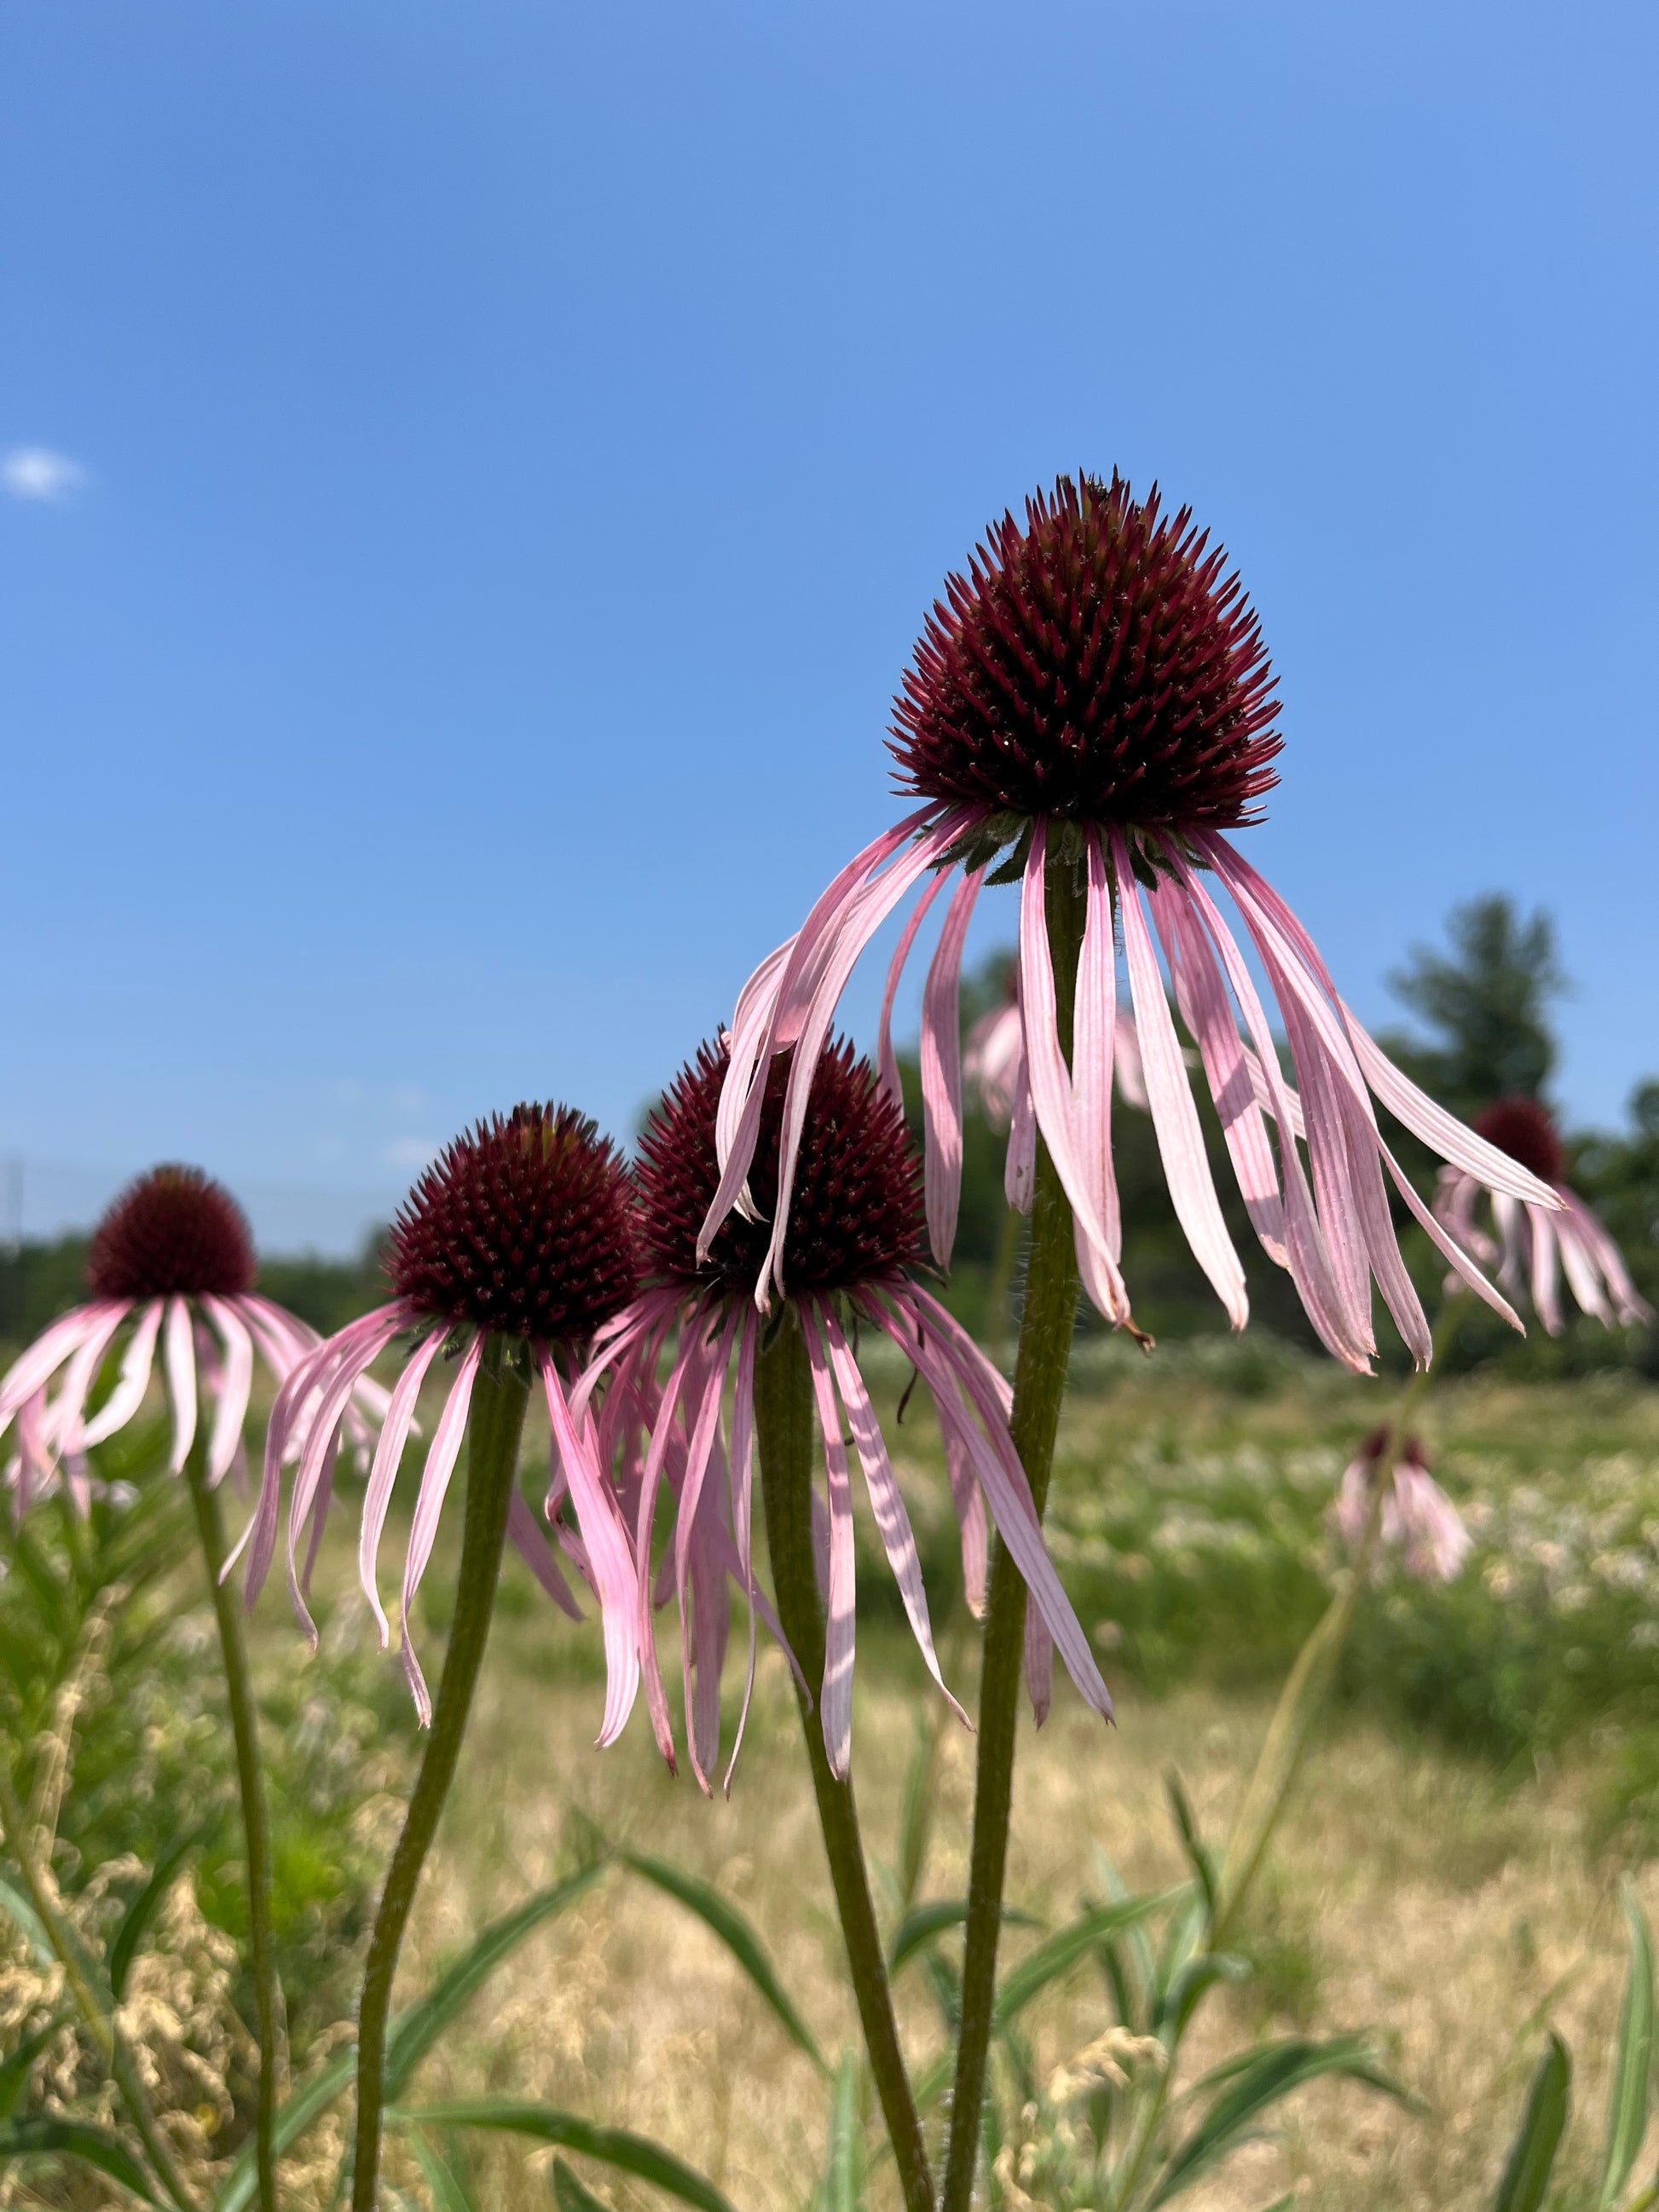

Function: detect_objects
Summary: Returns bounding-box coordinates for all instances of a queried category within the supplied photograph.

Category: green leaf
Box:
[1494,2033,1571,2212]
[824,2054,864,2212]
[620,1849,825,2072]
[552,2157,615,2212]
[0,2012,66,2121]
[390,2101,738,2212]
[1155,1953,1250,2047]
[993,1889,1179,2030]
[896,1712,942,1914]
[408,2129,477,2212]
[111,1830,205,2001]
[385,1862,609,2099]
[0,2114,163,2203]
[888,1899,1042,1976]
[1599,1886,1654,2210]
[1149,2035,1412,2206]
[1165,1770,1218,1930]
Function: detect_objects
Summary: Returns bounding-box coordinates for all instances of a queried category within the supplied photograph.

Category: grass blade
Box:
[385,1862,609,2099]
[407,2130,477,2212]
[553,2157,615,2211]
[1148,2035,1411,2207]
[621,1849,825,2072]
[213,2045,358,2211]
[1165,1770,1219,1930]
[0,2115,163,2204]
[992,1889,1180,2030]
[1599,1885,1654,2210]
[1494,2033,1571,2212]
[390,2100,737,2212]
[0,1872,57,1972]
[824,2053,864,2212]
[110,1830,205,2001]
[0,2013,66,2122]
[888,1898,1041,1976]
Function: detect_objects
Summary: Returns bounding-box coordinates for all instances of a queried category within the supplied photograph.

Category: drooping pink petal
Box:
[13,1389,51,1519]
[941,1416,988,1618]
[877,869,948,1107]
[77,1302,165,1448]
[1071,834,1129,1319]
[0,1303,129,1442]
[1552,1209,1611,1325]
[163,1298,199,1475]
[1147,875,1286,1266]
[723,1305,761,1793]
[762,816,968,1304]
[1113,1013,1149,1112]
[702,811,941,1257]
[674,1313,740,1793]
[1018,822,1129,1320]
[1385,1150,1526,1332]
[544,1348,644,1750]
[919,866,985,1268]
[1004,1048,1037,1214]
[1527,1203,1564,1336]
[282,1305,413,1627]
[803,1307,858,1780]
[821,1302,967,1727]
[1559,1189,1654,1325]
[399,1339,484,1724]
[630,1328,698,1768]
[1200,834,1563,1210]
[1024,1605,1053,1727]
[870,1286,1112,1722]
[358,1328,448,1644]
[506,1486,583,1620]
[200,1297,256,1487]
[1111,831,1246,1327]
[44,1303,130,1456]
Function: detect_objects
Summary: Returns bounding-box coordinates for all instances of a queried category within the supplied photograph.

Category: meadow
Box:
[5,1334,1658,2209]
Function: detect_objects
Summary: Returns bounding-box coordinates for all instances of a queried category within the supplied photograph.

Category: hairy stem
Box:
[0,1761,199,2210]
[941,854,1090,2212]
[754,1311,934,2212]
[185,1441,281,2212]
[351,1349,529,2212]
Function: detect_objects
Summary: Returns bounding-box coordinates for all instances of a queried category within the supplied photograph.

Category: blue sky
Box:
[3,0,1655,1254]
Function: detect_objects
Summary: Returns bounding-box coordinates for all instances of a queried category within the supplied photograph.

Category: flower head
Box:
[241,1104,643,1726]
[1333,1426,1471,1584]
[586,1033,1112,1792]
[1435,1096,1652,1334]
[0,1164,379,1517]
[701,471,1559,1372]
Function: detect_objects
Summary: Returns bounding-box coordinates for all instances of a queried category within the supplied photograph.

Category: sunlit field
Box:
[9,1341,1657,2209]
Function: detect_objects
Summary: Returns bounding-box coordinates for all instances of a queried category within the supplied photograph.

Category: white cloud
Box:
[3,446,89,504]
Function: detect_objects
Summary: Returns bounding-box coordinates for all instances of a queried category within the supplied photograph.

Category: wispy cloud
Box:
[3,446,89,505]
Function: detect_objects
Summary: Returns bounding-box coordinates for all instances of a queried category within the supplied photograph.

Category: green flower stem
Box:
[941,853,1090,2212]
[184,1438,280,2212]
[1210,1296,1465,1948]
[351,1347,529,2212]
[0,1761,199,2211]
[984,1200,1024,1372]
[754,1310,934,2212]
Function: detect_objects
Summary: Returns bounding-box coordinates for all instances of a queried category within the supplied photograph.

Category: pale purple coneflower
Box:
[578,1032,1113,1793]
[700,473,1558,1374]
[0,1165,384,1519]
[1434,1096,1653,1336]
[237,1105,643,1729]
[1333,1425,1471,1584]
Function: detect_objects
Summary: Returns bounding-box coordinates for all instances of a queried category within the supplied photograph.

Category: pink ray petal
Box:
[821,1302,967,1728]
[200,1297,256,1487]
[77,1302,165,1448]
[761,815,967,1303]
[1018,823,1130,1320]
[398,1337,484,1724]
[941,1415,988,1619]
[358,1328,447,1643]
[919,866,985,1268]
[283,1306,412,1624]
[1024,1605,1053,1727]
[506,1486,583,1620]
[803,1305,858,1780]
[163,1298,199,1475]
[1384,1145,1526,1331]
[674,1313,740,1793]
[877,868,948,1106]
[1111,832,1246,1327]
[46,1303,130,1454]
[545,1348,644,1750]
[723,1304,761,1793]
[630,1329,699,1767]
[874,1285,1112,1721]
[1528,1203,1564,1336]
[0,1303,129,1441]
[1552,1208,1611,1325]
[1004,1048,1037,1214]
[1559,1189,1653,1324]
